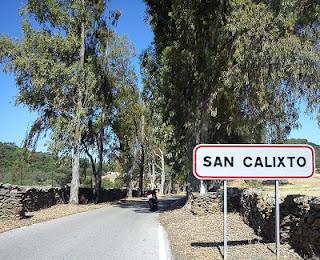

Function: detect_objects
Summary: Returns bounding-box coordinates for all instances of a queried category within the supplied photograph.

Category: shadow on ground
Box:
[191,238,262,248]
[112,200,153,214]
[112,195,187,214]
[191,239,265,258]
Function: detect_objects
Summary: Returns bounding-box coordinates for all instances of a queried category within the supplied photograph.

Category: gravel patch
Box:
[0,202,111,233]
[160,207,302,260]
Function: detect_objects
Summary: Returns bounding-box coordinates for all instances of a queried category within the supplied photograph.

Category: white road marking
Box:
[159,224,171,260]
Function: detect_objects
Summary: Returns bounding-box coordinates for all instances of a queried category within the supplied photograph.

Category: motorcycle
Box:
[146,190,158,211]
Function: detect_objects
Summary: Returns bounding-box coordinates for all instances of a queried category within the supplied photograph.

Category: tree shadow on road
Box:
[158,195,187,213]
[112,199,155,214]
[112,196,187,214]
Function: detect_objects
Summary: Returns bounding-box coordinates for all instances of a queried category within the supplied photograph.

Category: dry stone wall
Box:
[186,192,223,215]
[240,190,320,258]
[240,189,275,241]
[290,197,320,258]
[0,183,129,219]
[23,186,68,212]
[0,184,25,218]
[187,188,320,258]
[186,188,242,216]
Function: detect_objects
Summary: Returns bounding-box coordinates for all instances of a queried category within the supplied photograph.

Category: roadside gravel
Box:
[0,202,111,233]
[160,206,302,260]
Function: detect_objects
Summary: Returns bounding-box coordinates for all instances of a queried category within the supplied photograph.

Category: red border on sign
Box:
[193,144,315,180]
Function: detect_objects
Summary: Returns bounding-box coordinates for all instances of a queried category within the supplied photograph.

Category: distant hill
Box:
[0,142,72,186]
[285,138,320,167]
[0,142,119,188]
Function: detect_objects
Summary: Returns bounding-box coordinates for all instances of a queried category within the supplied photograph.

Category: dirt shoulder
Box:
[160,205,302,260]
[0,202,111,234]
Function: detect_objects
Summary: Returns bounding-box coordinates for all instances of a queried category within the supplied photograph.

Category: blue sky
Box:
[0,0,319,152]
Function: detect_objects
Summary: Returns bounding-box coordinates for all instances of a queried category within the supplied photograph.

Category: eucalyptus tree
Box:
[135,100,146,196]
[145,0,320,192]
[80,11,132,202]
[110,35,140,197]
[0,0,117,203]
[112,85,141,197]
[141,46,174,194]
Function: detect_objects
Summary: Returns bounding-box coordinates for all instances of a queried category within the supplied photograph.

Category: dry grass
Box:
[160,207,302,260]
[229,173,320,197]
[0,202,111,234]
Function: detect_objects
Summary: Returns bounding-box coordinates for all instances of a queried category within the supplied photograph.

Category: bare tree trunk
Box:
[83,144,96,176]
[199,108,209,194]
[126,137,139,198]
[167,172,172,194]
[159,148,165,194]
[70,119,81,204]
[126,157,134,198]
[94,112,104,203]
[139,144,145,196]
[83,144,96,202]
[150,162,156,190]
[138,114,145,196]
[200,180,207,194]
[70,1,85,204]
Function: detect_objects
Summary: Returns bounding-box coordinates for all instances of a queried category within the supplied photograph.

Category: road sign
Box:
[193,144,315,180]
[194,144,315,259]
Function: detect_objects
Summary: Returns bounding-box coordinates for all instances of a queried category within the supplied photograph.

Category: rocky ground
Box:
[0,202,111,233]
[160,206,302,260]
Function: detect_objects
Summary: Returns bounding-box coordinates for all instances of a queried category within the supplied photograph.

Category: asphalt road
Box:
[0,196,180,260]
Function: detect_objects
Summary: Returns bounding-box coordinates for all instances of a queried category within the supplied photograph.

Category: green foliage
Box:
[101,178,114,189]
[0,142,102,186]
[0,142,72,186]
[81,175,93,187]
[113,175,125,189]
[144,0,320,187]
[0,1,135,200]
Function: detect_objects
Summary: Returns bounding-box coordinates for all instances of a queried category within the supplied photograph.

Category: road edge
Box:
[159,223,172,260]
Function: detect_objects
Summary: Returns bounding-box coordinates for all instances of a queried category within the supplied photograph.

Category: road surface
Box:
[0,196,179,260]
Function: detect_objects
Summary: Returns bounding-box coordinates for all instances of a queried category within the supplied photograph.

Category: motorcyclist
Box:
[151,189,158,203]
[147,188,158,211]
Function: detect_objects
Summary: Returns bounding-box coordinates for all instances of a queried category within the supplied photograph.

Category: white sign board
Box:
[193,144,315,179]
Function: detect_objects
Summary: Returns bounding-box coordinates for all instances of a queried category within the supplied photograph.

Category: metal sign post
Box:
[224,180,228,259]
[275,180,280,258]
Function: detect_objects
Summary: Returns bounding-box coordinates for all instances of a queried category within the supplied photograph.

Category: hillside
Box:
[0,142,121,187]
[0,142,72,186]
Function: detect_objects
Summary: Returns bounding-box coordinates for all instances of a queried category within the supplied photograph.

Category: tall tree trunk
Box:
[94,173,102,203]
[139,144,145,196]
[159,148,165,194]
[167,172,172,194]
[83,144,96,177]
[200,180,207,194]
[70,3,85,204]
[138,113,145,196]
[94,112,104,203]
[171,171,177,194]
[150,162,156,190]
[70,118,81,204]
[126,157,134,198]
[83,143,96,202]
[199,105,209,194]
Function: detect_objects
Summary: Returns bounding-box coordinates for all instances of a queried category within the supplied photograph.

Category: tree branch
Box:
[82,141,96,175]
[154,151,162,159]
[154,162,162,170]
